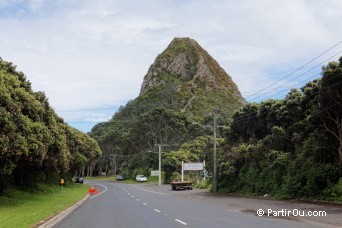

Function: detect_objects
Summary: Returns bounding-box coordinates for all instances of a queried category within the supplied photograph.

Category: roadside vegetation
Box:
[0,58,101,195]
[0,183,88,227]
[90,56,342,202]
[220,58,342,201]
[1,42,341,205]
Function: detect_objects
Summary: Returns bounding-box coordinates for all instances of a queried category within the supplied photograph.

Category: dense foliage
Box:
[91,57,342,202]
[0,58,101,194]
[90,106,207,179]
[219,57,342,200]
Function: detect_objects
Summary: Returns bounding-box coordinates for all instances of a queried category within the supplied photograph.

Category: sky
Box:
[0,0,342,132]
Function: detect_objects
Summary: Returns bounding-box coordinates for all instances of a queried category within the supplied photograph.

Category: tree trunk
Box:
[89,164,94,177]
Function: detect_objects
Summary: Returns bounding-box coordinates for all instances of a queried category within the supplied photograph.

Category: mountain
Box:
[138,37,245,120]
[90,38,245,181]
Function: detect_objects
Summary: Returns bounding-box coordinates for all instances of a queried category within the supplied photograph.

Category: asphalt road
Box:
[54,181,328,228]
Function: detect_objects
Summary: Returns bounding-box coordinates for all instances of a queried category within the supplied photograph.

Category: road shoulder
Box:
[137,183,342,227]
[35,194,89,228]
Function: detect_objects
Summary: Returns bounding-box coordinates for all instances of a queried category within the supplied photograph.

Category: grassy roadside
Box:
[0,183,89,228]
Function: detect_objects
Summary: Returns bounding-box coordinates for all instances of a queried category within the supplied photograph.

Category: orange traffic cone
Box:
[88,187,96,195]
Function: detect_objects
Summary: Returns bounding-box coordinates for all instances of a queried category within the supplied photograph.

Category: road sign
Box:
[183,162,204,171]
[151,170,160,176]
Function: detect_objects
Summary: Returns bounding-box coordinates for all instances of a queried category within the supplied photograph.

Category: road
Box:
[54,181,336,228]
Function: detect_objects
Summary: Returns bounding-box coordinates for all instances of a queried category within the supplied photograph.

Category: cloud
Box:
[0,0,342,132]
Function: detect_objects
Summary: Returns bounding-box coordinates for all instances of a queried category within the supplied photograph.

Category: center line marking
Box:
[154,209,161,213]
[143,203,147,205]
[175,219,187,225]
[129,185,170,195]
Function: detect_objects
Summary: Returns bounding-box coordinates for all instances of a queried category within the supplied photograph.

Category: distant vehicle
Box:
[75,176,84,184]
[116,175,125,181]
[136,175,147,182]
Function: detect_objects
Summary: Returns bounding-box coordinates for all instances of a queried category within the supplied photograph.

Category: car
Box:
[136,175,147,182]
[116,175,125,181]
[75,176,84,184]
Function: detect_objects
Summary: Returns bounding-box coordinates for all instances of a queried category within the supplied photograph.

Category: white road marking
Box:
[131,196,134,198]
[89,183,108,199]
[143,203,147,205]
[175,219,187,225]
[129,185,170,195]
[136,199,140,201]
[154,209,161,213]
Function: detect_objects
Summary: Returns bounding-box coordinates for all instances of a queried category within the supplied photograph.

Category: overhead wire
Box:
[233,73,342,122]
[248,50,342,101]
[244,40,342,100]
[66,42,342,125]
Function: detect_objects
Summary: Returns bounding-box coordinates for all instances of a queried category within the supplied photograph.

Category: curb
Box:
[37,194,90,228]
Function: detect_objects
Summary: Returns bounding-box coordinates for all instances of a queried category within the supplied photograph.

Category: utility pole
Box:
[158,144,162,186]
[213,113,217,192]
[114,154,117,178]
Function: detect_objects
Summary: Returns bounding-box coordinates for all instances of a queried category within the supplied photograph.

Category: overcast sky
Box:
[1,0,342,132]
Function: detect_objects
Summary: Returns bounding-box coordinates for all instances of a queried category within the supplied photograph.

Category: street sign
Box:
[151,170,160,176]
[183,162,204,171]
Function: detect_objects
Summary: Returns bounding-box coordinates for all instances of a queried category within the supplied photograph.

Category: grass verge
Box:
[0,183,89,228]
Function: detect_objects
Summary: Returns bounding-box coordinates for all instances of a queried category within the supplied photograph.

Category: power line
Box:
[248,50,342,101]
[234,72,342,122]
[245,40,342,99]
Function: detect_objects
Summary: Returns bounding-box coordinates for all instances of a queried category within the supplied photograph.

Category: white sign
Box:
[151,170,160,176]
[183,162,204,171]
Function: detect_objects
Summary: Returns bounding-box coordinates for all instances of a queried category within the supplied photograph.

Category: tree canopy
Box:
[0,58,101,194]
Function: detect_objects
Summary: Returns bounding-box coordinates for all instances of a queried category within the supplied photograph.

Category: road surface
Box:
[54,181,336,228]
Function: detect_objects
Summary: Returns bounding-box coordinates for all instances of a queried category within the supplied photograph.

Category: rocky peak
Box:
[138,37,245,119]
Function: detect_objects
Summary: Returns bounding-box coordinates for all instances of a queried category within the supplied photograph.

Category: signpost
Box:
[181,161,205,182]
[183,162,204,171]
[151,170,160,176]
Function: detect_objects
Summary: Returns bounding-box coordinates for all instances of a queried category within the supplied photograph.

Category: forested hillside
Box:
[90,53,342,201]
[90,38,244,181]
[0,58,101,194]
[220,57,342,200]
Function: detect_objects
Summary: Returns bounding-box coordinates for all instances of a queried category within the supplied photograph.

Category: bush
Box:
[195,179,211,189]
[170,172,182,182]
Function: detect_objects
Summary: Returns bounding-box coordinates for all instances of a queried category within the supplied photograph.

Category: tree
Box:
[320,57,342,164]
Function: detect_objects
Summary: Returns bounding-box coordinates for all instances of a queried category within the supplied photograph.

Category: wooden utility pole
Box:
[159,144,162,186]
[213,113,217,192]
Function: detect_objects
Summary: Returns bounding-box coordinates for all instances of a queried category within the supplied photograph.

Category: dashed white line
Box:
[136,199,140,201]
[175,219,187,225]
[130,185,170,195]
[154,209,161,213]
[143,203,147,205]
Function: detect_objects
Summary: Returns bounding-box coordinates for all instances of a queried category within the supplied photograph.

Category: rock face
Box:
[138,37,245,119]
